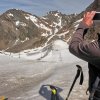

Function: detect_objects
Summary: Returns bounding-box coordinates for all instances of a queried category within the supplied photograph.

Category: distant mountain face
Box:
[0,9,78,52]
[0,0,98,53]
[86,0,100,11]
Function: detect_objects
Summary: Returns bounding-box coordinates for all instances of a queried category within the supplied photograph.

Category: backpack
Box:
[88,63,100,100]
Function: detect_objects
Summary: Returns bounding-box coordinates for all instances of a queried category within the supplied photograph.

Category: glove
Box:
[82,11,96,27]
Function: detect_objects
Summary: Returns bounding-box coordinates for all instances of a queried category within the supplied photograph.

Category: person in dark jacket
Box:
[69,11,100,100]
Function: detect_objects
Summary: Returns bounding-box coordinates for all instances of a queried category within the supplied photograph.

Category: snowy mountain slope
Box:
[0,0,98,59]
[0,1,98,100]
[0,42,88,100]
[0,9,77,53]
[0,40,69,61]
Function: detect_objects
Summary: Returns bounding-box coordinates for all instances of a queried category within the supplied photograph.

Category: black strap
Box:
[76,28,83,31]
[66,65,84,100]
[83,28,89,37]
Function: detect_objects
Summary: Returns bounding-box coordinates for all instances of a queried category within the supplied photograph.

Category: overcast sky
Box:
[0,0,94,16]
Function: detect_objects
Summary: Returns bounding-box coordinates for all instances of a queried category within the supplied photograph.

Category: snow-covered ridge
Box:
[74,18,83,24]
[7,13,14,17]
[15,21,26,26]
[74,18,83,29]
[57,31,69,37]
[0,8,84,54]
[0,40,69,61]
[26,14,52,31]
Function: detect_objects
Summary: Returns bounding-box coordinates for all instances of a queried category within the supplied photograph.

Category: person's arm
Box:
[69,11,100,62]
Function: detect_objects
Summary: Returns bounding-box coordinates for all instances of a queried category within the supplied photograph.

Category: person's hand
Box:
[83,11,96,27]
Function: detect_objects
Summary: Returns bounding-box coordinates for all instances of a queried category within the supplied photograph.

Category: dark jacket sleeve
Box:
[69,22,100,67]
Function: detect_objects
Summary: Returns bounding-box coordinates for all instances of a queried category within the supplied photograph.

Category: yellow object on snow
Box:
[51,89,57,95]
[0,96,5,100]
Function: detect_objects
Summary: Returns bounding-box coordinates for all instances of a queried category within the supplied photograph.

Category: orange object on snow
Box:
[0,96,8,100]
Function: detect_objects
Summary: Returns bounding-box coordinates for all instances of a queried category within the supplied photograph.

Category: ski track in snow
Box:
[0,40,89,100]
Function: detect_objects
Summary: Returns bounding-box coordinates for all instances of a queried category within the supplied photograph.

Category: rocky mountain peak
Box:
[3,8,31,16]
[0,0,98,53]
[86,0,100,11]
